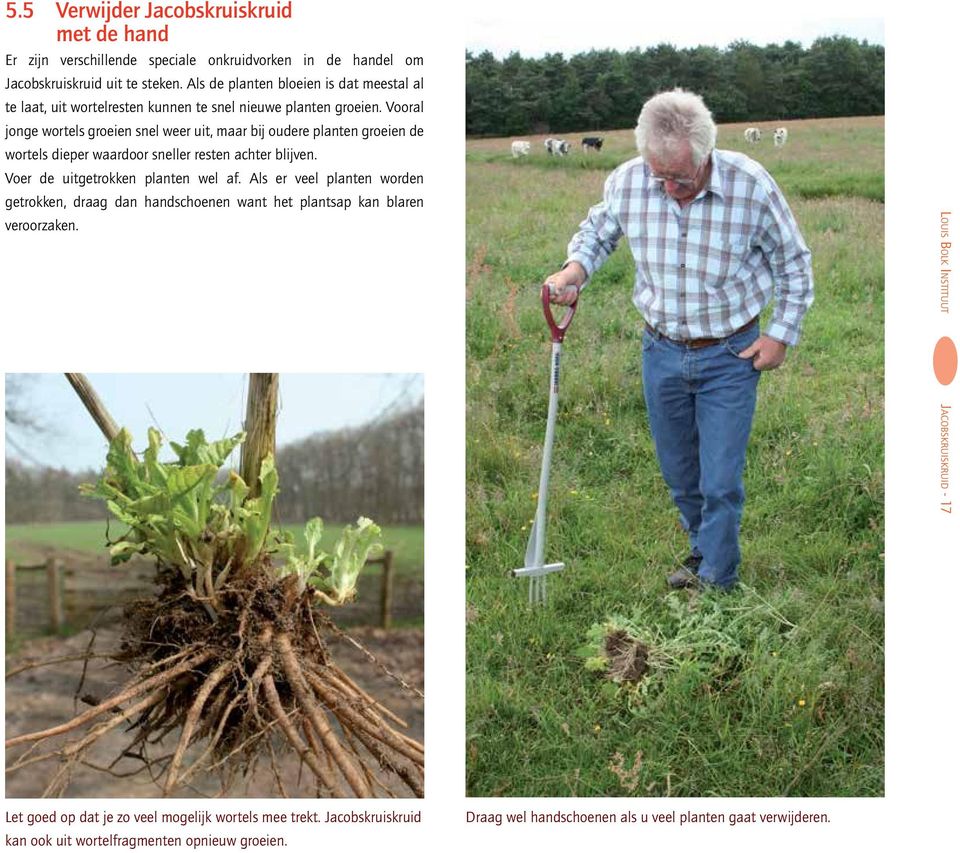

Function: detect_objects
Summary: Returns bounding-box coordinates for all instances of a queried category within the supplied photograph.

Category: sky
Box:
[465,14,884,60]
[4,373,423,472]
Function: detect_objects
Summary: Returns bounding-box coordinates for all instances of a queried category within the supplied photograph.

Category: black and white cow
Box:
[581,136,604,152]
[544,137,570,156]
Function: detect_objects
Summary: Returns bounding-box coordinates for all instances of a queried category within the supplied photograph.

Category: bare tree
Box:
[5,375,50,466]
[276,401,424,524]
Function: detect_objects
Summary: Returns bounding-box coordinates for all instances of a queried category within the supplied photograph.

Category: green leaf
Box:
[166,464,218,539]
[258,454,279,504]
[173,429,245,468]
[105,429,149,498]
[314,517,382,605]
[143,427,168,486]
[103,498,138,527]
[228,471,250,513]
[200,431,245,467]
[242,454,280,561]
[599,682,620,700]
[304,517,325,566]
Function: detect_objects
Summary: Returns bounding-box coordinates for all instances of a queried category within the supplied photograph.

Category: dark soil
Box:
[603,630,650,683]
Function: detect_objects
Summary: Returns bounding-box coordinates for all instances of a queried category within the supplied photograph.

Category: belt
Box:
[643,317,758,349]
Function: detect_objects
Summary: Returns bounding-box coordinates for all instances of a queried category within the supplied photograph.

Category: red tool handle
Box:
[542,283,578,343]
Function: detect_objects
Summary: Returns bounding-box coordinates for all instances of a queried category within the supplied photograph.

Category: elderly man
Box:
[545,88,813,590]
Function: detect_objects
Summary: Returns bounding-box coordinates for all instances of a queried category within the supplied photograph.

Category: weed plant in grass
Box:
[466,117,883,797]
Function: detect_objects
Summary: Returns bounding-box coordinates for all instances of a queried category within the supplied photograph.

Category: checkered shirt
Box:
[566,149,814,345]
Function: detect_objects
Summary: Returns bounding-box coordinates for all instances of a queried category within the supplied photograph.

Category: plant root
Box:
[6,570,423,798]
[603,629,651,684]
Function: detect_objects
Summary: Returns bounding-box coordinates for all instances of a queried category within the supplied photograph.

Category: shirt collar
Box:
[702,149,724,201]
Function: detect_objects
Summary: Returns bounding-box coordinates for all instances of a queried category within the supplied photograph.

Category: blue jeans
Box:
[641,322,761,589]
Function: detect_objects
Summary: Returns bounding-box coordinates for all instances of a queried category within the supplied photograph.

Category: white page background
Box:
[2,0,955,849]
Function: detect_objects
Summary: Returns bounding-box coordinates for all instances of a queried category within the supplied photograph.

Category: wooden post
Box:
[379,551,394,629]
[240,373,279,497]
[64,373,121,442]
[47,559,64,633]
[5,560,16,640]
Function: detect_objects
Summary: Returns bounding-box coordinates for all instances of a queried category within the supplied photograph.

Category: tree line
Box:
[6,402,424,526]
[466,36,884,137]
[273,403,424,526]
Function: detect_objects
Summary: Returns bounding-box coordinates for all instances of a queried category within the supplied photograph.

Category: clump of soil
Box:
[603,629,650,683]
[6,563,424,799]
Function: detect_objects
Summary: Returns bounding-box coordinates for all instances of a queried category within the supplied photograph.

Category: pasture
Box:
[465,116,884,796]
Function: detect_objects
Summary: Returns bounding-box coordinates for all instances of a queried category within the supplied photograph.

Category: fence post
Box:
[379,550,394,630]
[5,560,15,640]
[47,559,64,634]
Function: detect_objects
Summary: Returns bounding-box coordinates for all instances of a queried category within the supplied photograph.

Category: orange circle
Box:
[934,336,958,385]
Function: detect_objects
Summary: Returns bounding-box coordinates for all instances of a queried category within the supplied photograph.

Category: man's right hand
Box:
[544,263,586,305]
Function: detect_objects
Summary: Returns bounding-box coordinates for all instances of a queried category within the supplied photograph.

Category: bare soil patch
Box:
[603,630,650,684]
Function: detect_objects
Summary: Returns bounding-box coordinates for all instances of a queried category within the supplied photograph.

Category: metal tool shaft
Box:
[524,341,562,603]
[514,283,577,607]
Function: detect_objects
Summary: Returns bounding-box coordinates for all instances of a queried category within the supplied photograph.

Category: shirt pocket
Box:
[701,238,748,286]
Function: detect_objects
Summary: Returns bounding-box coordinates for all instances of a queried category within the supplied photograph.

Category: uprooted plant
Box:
[579,595,755,697]
[5,426,424,798]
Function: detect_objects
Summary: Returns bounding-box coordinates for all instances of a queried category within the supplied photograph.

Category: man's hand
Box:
[737,335,787,371]
[544,263,586,305]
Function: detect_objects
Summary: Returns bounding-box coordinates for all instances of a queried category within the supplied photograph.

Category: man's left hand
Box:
[737,335,787,371]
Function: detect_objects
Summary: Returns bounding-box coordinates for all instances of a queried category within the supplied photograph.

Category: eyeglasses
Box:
[648,158,707,188]
[649,173,698,187]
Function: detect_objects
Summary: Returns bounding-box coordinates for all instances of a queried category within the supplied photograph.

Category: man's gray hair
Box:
[634,88,717,167]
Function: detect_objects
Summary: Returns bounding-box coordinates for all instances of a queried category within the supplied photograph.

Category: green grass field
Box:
[5,521,424,578]
[4,521,110,561]
[466,116,884,797]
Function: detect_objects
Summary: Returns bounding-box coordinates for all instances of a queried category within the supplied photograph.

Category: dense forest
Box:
[466,36,884,137]
[5,402,424,526]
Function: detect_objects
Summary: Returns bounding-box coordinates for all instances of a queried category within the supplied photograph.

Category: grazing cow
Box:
[544,137,570,156]
[582,136,604,152]
[511,140,531,158]
[773,127,788,147]
[744,127,761,144]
